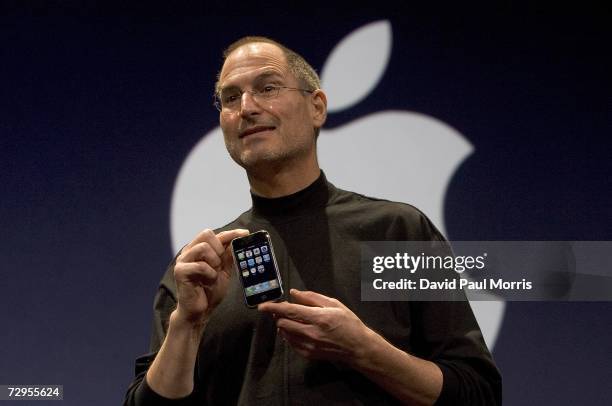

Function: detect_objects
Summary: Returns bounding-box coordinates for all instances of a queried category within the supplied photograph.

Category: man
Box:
[125,36,501,405]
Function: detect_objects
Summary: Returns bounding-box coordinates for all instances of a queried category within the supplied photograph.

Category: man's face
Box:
[217,42,324,170]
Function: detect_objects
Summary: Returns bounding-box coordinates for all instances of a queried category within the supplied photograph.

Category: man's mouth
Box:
[239,126,276,138]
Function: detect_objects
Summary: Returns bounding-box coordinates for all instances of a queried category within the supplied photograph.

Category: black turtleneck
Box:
[126,172,502,406]
[250,170,330,219]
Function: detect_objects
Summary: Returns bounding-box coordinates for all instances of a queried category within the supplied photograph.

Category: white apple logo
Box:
[170,20,505,349]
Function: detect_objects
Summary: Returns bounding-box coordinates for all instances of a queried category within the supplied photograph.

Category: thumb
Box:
[217,228,250,246]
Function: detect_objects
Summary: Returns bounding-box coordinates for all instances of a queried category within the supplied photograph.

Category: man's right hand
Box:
[146,227,250,398]
[173,228,250,328]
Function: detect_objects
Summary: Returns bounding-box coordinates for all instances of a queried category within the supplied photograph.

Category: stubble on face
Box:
[218,43,316,172]
[225,128,313,171]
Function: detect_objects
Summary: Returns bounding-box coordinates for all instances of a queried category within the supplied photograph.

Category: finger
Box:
[217,228,250,247]
[175,261,218,284]
[290,289,341,308]
[192,231,224,257]
[183,228,248,257]
[257,301,287,314]
[279,328,345,360]
[258,301,320,323]
[280,328,346,361]
[206,233,225,257]
[276,317,317,336]
[179,242,222,267]
[219,246,237,275]
[185,229,219,251]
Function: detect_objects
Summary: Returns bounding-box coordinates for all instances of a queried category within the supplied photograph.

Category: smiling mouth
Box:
[239,126,276,138]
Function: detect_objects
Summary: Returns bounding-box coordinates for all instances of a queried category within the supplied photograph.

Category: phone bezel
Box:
[231,230,284,308]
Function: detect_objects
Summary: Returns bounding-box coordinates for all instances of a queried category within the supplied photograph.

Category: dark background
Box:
[1,2,611,405]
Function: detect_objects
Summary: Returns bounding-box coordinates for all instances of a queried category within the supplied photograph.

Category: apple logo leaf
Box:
[321,20,392,113]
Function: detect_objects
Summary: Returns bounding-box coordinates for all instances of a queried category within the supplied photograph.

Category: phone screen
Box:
[231,231,284,307]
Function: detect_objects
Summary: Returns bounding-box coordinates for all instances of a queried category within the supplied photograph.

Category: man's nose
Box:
[239,91,261,117]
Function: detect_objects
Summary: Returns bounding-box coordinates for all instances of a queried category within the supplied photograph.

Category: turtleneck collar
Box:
[250,170,330,218]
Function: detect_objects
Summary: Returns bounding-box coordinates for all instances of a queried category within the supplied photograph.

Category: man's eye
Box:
[261,85,277,94]
[223,94,240,104]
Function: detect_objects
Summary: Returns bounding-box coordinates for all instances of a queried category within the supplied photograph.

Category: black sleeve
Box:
[410,300,502,406]
[123,260,201,406]
[391,206,502,405]
[123,352,197,406]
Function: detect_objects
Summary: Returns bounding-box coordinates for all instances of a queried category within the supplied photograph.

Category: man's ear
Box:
[311,89,327,129]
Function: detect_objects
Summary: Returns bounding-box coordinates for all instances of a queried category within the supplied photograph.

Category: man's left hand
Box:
[258,289,374,365]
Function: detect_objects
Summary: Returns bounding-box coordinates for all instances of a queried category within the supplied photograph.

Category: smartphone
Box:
[231,230,284,307]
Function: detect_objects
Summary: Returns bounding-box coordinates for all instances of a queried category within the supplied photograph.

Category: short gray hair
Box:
[215,36,320,95]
